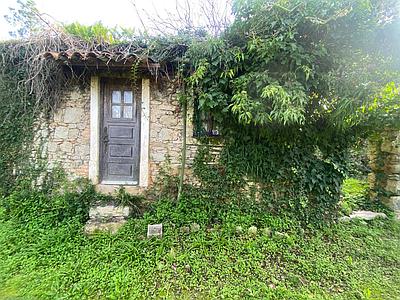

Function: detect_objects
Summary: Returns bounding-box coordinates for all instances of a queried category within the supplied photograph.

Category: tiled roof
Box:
[42,50,158,67]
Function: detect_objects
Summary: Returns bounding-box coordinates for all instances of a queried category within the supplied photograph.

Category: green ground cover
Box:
[0,191,399,300]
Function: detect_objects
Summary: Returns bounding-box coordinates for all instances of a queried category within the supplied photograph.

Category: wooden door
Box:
[101,80,140,184]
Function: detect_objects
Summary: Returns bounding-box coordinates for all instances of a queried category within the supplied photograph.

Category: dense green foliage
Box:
[63,22,135,44]
[363,82,400,130]
[184,0,399,129]
[178,0,400,221]
[0,43,37,195]
[192,142,349,223]
[0,187,399,299]
[1,2,399,298]
[340,178,371,215]
[0,0,399,219]
[1,180,93,227]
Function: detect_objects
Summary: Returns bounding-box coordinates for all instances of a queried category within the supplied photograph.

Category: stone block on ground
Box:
[89,205,130,219]
[339,210,387,222]
[85,205,130,235]
[84,219,127,235]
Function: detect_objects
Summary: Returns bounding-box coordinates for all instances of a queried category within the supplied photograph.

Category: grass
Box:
[340,178,370,215]
[0,196,399,300]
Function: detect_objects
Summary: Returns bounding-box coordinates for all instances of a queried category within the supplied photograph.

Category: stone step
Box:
[85,205,130,234]
[84,219,127,235]
[89,205,130,219]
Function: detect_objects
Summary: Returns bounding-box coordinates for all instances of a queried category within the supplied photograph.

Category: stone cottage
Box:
[38,50,198,194]
[35,49,400,218]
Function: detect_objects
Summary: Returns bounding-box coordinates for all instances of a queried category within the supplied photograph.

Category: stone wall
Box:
[369,130,400,217]
[37,78,198,190]
[38,85,91,178]
[148,79,197,184]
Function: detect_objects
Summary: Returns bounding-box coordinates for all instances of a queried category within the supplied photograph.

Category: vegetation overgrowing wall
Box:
[32,76,201,190]
[175,1,400,222]
[0,42,40,194]
[0,0,399,224]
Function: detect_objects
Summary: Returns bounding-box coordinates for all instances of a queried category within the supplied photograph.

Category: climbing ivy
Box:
[180,0,400,222]
[0,43,37,195]
[0,0,399,223]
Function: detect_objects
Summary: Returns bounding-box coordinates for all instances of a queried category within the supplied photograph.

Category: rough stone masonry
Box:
[36,78,198,191]
[369,129,400,218]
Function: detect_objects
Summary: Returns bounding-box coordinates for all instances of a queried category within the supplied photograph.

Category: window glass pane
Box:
[124,91,133,104]
[124,106,133,119]
[112,105,121,118]
[112,91,121,103]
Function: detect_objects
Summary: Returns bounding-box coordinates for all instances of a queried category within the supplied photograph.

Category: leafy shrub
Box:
[347,142,370,179]
[177,0,399,224]
[339,177,390,216]
[340,178,370,215]
[1,177,95,226]
[191,136,349,224]
[146,157,180,200]
[114,186,145,216]
[1,188,400,299]
[0,43,36,195]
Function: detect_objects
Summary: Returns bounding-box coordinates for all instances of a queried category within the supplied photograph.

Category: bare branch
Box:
[130,0,233,37]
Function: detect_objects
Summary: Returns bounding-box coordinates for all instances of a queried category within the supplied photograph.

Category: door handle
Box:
[103,127,109,149]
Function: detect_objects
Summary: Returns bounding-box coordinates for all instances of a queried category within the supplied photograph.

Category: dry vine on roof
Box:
[0,27,189,114]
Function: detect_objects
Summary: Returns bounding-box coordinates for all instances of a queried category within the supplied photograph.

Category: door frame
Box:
[88,75,150,187]
[100,78,140,185]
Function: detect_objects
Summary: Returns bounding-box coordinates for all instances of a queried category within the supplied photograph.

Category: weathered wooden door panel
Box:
[101,79,140,184]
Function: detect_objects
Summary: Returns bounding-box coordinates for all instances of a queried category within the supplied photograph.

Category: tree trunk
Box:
[177,92,187,201]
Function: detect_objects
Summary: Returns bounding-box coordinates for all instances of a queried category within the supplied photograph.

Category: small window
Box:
[193,99,220,137]
[124,106,133,119]
[112,105,121,118]
[124,91,133,104]
[112,91,121,103]
[111,89,135,120]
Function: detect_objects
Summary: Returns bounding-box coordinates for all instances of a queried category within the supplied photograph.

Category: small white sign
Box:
[147,224,163,238]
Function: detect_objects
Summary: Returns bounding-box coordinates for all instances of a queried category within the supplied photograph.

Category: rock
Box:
[84,219,126,235]
[158,128,176,141]
[275,232,289,238]
[338,216,351,222]
[386,178,400,194]
[68,128,80,139]
[159,115,179,127]
[54,127,69,139]
[89,206,130,218]
[180,226,190,234]
[339,210,387,222]
[382,196,400,211]
[350,210,387,220]
[235,225,243,234]
[151,150,167,162]
[147,224,163,238]
[184,264,191,273]
[47,142,58,153]
[64,107,83,123]
[59,142,73,153]
[190,223,200,232]
[248,226,258,236]
[85,205,130,235]
[262,227,271,236]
